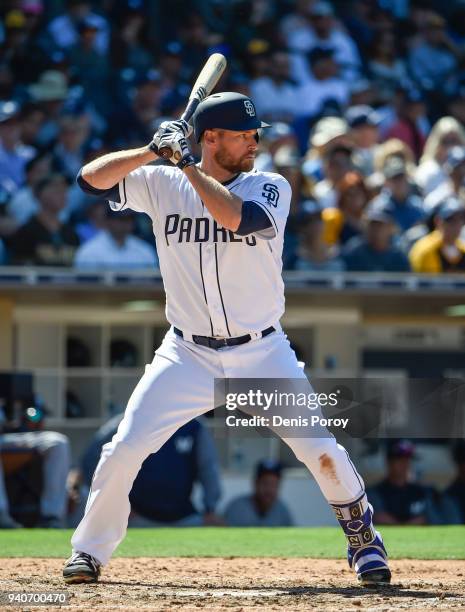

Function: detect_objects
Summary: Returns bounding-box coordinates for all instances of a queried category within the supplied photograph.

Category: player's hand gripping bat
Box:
[157,53,227,160]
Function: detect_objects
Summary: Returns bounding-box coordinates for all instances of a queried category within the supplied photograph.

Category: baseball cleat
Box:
[63,552,101,584]
[348,531,391,587]
[358,567,392,587]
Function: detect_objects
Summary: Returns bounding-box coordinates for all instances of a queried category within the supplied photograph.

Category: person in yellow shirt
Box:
[322,171,370,246]
[409,196,465,273]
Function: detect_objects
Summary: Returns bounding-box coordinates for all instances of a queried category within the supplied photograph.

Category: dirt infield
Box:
[1,558,464,611]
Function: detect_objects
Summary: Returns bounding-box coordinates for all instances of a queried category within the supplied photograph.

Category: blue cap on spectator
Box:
[0,100,20,123]
[345,105,380,129]
[445,146,465,173]
[436,196,465,220]
[387,439,415,459]
[364,194,396,224]
[256,459,283,479]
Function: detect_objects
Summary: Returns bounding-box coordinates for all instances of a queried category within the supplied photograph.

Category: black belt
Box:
[174,326,275,350]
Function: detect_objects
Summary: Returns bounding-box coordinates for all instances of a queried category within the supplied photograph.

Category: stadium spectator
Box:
[6,173,79,266]
[109,3,152,73]
[446,440,465,523]
[313,144,353,209]
[74,200,107,244]
[302,116,350,182]
[52,115,90,181]
[67,416,223,527]
[46,0,110,55]
[224,460,293,527]
[373,138,417,178]
[385,89,428,161]
[342,197,411,272]
[255,122,299,172]
[367,440,455,525]
[6,151,52,226]
[0,100,35,192]
[408,12,458,96]
[424,146,465,213]
[28,71,71,148]
[415,117,465,196]
[295,47,349,121]
[0,7,47,87]
[290,200,345,271]
[74,208,157,269]
[250,50,300,122]
[107,69,163,148]
[66,17,110,116]
[409,196,465,273]
[346,104,381,176]
[286,1,361,83]
[19,103,47,149]
[367,29,410,103]
[380,157,425,231]
[322,171,370,246]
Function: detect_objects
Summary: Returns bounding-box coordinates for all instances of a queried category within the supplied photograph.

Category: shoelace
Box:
[70,552,100,571]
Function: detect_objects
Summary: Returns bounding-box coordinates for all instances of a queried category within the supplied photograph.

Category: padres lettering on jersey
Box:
[110,165,291,337]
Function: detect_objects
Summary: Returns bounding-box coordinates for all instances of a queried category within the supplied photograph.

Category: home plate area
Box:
[2,557,464,611]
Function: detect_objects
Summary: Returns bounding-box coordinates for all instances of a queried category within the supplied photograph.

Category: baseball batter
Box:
[63,92,391,586]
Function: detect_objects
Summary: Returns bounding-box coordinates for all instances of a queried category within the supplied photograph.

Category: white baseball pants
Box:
[71,327,365,565]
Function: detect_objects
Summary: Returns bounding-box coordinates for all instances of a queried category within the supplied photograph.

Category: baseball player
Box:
[63,92,391,586]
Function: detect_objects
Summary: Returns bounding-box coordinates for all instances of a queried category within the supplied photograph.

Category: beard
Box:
[213,147,255,174]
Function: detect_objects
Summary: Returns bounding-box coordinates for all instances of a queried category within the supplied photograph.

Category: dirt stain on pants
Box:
[319,453,340,484]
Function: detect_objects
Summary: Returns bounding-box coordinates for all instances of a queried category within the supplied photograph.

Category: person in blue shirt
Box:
[223,460,293,527]
[68,416,223,526]
[381,157,425,231]
[342,197,411,272]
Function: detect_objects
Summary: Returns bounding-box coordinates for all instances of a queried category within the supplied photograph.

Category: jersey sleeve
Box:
[245,174,292,240]
[108,165,159,217]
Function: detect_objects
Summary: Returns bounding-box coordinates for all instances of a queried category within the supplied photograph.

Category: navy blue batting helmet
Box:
[193,92,270,142]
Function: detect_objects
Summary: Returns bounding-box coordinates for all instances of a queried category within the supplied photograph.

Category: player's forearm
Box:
[81,146,158,190]
[183,165,242,231]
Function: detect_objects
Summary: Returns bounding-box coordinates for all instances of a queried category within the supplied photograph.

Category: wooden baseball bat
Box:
[158,52,227,159]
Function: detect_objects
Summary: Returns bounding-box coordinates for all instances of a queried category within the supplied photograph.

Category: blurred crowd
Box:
[2,0,465,272]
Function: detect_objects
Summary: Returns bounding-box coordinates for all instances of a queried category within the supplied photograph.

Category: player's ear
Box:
[202,129,217,147]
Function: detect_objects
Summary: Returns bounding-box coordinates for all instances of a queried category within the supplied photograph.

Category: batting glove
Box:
[157,131,196,170]
[149,119,192,154]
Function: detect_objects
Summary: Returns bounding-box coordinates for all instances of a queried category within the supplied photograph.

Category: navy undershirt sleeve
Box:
[235,201,273,236]
[76,168,120,202]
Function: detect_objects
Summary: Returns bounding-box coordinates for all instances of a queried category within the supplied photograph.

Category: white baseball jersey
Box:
[110,165,291,337]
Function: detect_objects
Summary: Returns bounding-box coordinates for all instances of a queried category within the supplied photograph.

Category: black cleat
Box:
[63,552,101,584]
[358,567,392,587]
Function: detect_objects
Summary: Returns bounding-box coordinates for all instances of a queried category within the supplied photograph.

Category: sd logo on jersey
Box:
[262,183,279,207]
